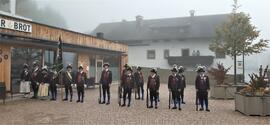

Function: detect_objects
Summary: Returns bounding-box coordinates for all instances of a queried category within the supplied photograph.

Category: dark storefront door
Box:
[95,59,103,83]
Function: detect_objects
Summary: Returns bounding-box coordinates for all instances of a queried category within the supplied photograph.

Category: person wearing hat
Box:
[63,64,75,102]
[121,64,129,77]
[75,65,87,103]
[134,66,144,100]
[38,65,51,100]
[120,66,134,107]
[168,67,182,110]
[177,66,186,104]
[20,63,31,98]
[99,63,112,105]
[30,61,42,99]
[195,66,210,112]
[147,68,160,109]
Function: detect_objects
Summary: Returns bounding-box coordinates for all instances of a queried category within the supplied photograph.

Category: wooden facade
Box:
[0,14,128,92]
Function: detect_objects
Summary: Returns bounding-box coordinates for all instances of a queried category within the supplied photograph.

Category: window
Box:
[44,50,56,68]
[11,47,42,93]
[182,49,190,57]
[63,52,78,71]
[164,49,169,59]
[215,51,226,59]
[147,50,155,59]
[0,0,10,13]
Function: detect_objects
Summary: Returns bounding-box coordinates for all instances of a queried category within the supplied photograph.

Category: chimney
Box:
[189,10,195,17]
[96,32,104,39]
[136,15,143,27]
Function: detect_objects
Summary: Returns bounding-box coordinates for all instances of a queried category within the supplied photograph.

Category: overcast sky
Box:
[36,0,269,40]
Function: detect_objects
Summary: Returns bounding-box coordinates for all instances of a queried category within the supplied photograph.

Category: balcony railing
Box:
[167,55,214,67]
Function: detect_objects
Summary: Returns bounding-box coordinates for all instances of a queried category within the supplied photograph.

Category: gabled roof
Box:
[91,14,230,42]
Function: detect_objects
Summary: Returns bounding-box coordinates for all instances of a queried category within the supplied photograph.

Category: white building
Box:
[92,12,243,74]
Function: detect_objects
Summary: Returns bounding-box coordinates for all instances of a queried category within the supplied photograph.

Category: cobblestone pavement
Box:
[0,84,269,125]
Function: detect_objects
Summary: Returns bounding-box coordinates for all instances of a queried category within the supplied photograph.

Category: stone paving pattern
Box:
[0,84,269,125]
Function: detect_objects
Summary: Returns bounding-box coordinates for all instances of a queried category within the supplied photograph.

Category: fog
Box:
[35,0,270,39]
[1,0,270,81]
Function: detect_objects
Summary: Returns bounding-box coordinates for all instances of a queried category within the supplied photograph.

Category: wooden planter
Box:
[210,85,236,99]
[235,93,270,116]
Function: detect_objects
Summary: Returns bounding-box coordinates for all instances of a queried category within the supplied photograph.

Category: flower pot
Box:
[210,85,236,99]
[235,93,270,116]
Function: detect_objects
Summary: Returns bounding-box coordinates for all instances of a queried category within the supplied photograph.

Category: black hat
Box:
[137,66,142,70]
[42,65,48,71]
[33,61,39,67]
[150,68,157,73]
[79,65,83,69]
[23,63,29,69]
[171,67,178,72]
[124,64,129,68]
[196,66,205,72]
[127,67,133,72]
[178,66,184,73]
[66,64,72,69]
[103,63,110,67]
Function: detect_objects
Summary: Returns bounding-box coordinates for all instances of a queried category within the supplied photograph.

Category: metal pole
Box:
[242,51,245,83]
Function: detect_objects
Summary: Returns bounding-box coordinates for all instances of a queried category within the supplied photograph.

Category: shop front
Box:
[0,14,128,94]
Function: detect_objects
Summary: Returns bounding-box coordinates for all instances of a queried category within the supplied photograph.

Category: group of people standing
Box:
[20,61,87,103]
[98,63,210,112]
[20,61,210,111]
[20,61,58,100]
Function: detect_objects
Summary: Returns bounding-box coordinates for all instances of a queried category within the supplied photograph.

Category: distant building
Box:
[92,11,241,74]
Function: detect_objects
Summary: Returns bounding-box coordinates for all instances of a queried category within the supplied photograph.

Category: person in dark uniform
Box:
[134,66,144,100]
[31,61,42,99]
[147,68,160,109]
[99,63,112,105]
[39,66,51,100]
[20,63,32,98]
[121,67,134,107]
[75,65,87,103]
[168,67,182,110]
[50,69,58,101]
[63,64,74,102]
[122,64,129,75]
[178,66,186,104]
[195,66,210,112]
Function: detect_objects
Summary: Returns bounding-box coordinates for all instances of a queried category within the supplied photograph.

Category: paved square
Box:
[0,84,269,125]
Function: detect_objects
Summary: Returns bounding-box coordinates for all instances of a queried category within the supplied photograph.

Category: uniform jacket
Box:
[168,74,181,91]
[31,68,42,83]
[99,69,112,85]
[40,72,52,84]
[121,74,134,89]
[21,70,32,81]
[75,71,87,87]
[147,74,160,91]
[50,72,59,86]
[195,74,210,91]
[134,71,144,86]
[177,74,186,89]
[63,71,75,85]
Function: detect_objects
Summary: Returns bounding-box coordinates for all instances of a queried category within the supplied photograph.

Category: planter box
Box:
[210,85,236,99]
[235,93,270,116]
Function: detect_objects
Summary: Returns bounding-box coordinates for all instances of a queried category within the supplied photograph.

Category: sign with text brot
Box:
[0,18,32,33]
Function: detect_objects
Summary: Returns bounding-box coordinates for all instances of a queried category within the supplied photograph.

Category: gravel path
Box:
[0,84,269,125]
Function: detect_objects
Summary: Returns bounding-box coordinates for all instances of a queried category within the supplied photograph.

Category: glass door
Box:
[95,59,103,83]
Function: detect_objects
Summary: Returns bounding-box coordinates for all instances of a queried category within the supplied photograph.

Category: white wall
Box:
[128,39,244,75]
